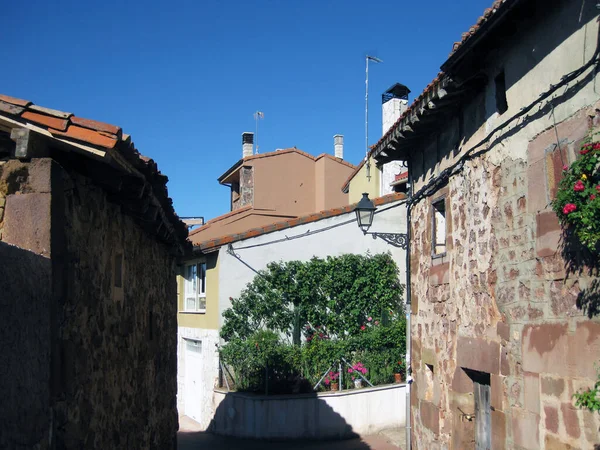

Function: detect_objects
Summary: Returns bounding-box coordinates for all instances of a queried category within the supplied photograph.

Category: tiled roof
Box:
[219,148,355,183]
[195,192,406,253]
[394,171,408,181]
[447,0,509,60]
[0,93,189,253]
[188,205,252,237]
[372,0,515,158]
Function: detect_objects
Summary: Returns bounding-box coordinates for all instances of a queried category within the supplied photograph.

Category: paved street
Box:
[178,416,404,450]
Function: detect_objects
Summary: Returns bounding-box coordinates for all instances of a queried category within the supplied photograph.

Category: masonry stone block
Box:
[512,409,540,449]
[3,193,51,256]
[457,336,500,374]
[561,403,580,439]
[536,211,561,258]
[419,400,440,435]
[524,372,540,415]
[491,409,506,450]
[541,376,565,399]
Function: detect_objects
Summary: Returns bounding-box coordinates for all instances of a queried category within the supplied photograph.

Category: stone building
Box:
[0,94,188,449]
[371,0,600,448]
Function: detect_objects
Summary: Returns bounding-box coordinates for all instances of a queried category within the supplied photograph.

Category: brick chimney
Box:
[382,83,410,135]
[333,135,344,159]
[242,132,254,158]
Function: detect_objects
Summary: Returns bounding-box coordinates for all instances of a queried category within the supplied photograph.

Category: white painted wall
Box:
[217,199,408,326]
[211,383,406,439]
[177,327,220,430]
[380,161,405,196]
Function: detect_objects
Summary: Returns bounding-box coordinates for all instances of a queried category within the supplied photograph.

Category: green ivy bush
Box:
[219,253,406,394]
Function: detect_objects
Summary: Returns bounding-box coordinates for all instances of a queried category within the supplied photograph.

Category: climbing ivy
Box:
[220,252,404,343]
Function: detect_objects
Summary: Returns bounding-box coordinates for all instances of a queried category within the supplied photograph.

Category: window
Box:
[184,262,206,312]
[432,199,447,256]
[495,70,508,115]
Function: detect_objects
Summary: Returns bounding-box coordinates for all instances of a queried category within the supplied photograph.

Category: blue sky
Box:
[3,0,490,221]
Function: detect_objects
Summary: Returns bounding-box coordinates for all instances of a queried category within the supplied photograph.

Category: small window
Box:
[432,199,446,256]
[114,253,123,288]
[184,262,207,312]
[495,71,508,115]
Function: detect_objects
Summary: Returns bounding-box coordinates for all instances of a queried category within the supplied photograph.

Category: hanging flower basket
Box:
[552,139,600,254]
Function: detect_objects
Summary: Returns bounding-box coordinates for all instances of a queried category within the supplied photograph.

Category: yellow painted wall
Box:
[177,252,220,330]
[348,157,380,204]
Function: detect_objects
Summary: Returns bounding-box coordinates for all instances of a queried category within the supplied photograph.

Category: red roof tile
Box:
[71,116,121,135]
[0,94,31,107]
[21,111,68,131]
[50,125,118,149]
[0,93,189,254]
[195,192,407,252]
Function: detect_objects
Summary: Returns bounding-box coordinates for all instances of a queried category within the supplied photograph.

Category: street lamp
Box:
[354,193,377,233]
[354,192,408,249]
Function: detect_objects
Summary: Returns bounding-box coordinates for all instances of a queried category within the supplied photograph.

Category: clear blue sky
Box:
[4,0,490,221]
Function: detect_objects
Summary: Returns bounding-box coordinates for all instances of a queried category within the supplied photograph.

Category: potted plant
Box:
[324,371,340,391]
[348,362,368,388]
[395,359,406,383]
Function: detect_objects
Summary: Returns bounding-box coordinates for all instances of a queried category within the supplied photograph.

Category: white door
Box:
[184,339,203,423]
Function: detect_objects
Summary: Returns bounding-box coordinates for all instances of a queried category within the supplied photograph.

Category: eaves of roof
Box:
[194,192,406,253]
[0,93,189,254]
[372,0,521,161]
[218,148,356,185]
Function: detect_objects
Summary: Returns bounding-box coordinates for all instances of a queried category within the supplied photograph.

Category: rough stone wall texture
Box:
[411,107,600,450]
[53,165,178,450]
[0,159,53,450]
[0,157,178,449]
[409,4,600,449]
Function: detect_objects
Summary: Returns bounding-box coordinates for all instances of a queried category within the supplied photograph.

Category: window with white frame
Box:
[184,262,206,312]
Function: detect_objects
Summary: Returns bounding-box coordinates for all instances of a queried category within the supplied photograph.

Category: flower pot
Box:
[394,373,404,383]
[354,379,363,389]
[330,382,339,391]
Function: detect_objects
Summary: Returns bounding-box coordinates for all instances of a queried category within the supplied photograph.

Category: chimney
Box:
[382,83,410,135]
[333,134,344,159]
[242,132,254,158]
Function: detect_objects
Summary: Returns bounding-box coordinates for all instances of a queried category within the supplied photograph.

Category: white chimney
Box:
[242,132,254,158]
[382,83,410,135]
[334,134,344,159]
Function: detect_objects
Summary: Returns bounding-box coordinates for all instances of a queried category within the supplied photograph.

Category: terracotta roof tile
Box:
[0,93,189,254]
[50,125,118,149]
[71,116,121,135]
[21,111,69,131]
[0,94,31,107]
[29,104,72,119]
[0,100,25,116]
[196,192,406,252]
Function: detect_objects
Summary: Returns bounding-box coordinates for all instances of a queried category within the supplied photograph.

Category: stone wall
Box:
[408,3,600,448]
[0,157,179,449]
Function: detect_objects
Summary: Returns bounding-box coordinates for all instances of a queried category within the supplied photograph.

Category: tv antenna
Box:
[365,55,383,181]
[254,111,264,154]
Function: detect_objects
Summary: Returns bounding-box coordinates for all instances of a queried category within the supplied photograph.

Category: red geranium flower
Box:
[574,180,585,192]
[596,185,600,193]
[591,195,597,201]
[563,203,577,214]
[360,325,366,331]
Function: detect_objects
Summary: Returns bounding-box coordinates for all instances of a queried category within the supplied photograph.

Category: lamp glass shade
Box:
[354,193,376,232]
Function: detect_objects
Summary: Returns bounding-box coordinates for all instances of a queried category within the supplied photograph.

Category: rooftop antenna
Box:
[365,55,383,182]
[254,111,264,154]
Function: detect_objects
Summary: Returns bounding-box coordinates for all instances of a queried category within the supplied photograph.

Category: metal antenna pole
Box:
[365,55,382,181]
[254,111,264,154]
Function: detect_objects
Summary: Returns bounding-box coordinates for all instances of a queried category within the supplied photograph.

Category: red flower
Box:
[591,194,597,201]
[594,142,600,150]
[574,180,585,192]
[563,203,577,214]
[563,165,569,171]
[360,325,366,331]
[596,185,600,193]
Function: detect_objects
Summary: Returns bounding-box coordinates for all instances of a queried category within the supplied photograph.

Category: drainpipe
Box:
[405,162,413,450]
